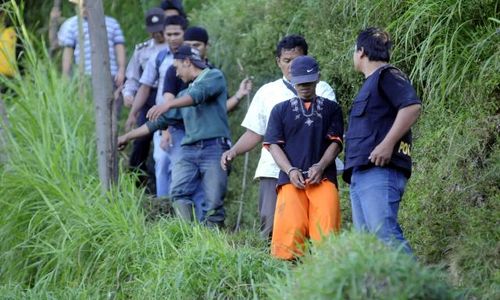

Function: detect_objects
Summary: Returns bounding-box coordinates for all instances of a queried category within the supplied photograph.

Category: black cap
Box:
[174,44,207,69]
[145,8,165,33]
[184,26,209,44]
[290,55,320,85]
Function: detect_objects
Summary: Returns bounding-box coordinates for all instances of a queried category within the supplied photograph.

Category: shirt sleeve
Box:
[57,18,76,48]
[122,48,141,97]
[316,81,337,103]
[110,18,125,45]
[163,65,183,96]
[326,104,344,150]
[379,68,421,109]
[139,55,157,86]
[263,104,285,146]
[187,69,225,105]
[241,86,268,135]
[146,113,170,132]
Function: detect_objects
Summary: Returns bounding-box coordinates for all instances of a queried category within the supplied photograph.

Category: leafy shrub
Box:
[189,0,499,297]
[267,232,462,300]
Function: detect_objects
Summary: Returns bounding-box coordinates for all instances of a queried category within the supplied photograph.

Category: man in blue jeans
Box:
[118,44,231,227]
[146,26,252,221]
[343,27,422,254]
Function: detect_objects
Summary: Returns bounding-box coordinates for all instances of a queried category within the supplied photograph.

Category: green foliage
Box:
[0,5,285,298]
[267,232,461,300]
[2,0,498,298]
[189,0,499,298]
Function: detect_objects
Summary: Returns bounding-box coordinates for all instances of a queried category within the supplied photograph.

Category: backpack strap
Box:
[155,49,169,70]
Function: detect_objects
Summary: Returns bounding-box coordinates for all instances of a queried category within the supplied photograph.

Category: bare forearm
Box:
[231,130,262,156]
[131,85,151,115]
[269,144,293,173]
[316,143,341,169]
[115,44,126,74]
[226,95,240,112]
[163,92,175,104]
[383,104,421,146]
[124,124,151,141]
[62,47,74,76]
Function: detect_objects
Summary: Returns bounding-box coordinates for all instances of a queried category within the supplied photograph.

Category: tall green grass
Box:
[0,2,285,298]
[2,0,498,298]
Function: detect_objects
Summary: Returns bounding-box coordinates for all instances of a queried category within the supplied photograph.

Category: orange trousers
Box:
[271,180,341,260]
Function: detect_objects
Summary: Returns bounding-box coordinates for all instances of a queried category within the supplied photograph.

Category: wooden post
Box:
[86,0,118,192]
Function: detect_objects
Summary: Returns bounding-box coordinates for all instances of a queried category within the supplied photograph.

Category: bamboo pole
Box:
[234,59,251,232]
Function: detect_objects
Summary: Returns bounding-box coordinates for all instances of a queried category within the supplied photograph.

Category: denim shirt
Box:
[147,68,231,145]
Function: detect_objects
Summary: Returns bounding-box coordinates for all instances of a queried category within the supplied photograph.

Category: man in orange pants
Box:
[264,55,344,260]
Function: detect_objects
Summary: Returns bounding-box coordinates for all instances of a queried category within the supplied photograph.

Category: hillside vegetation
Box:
[0,0,498,298]
[189,0,499,297]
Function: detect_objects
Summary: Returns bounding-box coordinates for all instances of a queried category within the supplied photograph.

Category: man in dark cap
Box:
[118,45,231,228]
[125,15,188,199]
[145,26,251,221]
[121,8,170,192]
[264,55,344,260]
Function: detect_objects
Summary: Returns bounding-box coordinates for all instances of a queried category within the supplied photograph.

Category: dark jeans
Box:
[170,137,230,226]
[129,88,157,190]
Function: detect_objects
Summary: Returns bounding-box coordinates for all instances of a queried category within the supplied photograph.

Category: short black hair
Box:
[160,0,186,17]
[275,35,308,58]
[356,27,392,62]
[164,15,188,30]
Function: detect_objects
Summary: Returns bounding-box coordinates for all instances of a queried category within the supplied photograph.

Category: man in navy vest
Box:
[344,27,421,254]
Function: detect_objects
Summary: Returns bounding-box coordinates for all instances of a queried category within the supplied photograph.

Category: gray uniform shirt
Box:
[122,39,169,97]
[139,47,173,105]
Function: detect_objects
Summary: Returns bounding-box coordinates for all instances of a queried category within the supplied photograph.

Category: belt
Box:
[186,137,231,147]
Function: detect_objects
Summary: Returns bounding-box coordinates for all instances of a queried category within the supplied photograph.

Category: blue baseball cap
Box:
[174,44,207,69]
[290,55,320,85]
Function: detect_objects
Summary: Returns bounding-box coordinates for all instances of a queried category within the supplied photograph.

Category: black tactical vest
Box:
[343,65,413,183]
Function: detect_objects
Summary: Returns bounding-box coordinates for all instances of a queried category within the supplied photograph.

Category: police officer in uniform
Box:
[122,7,169,191]
[344,27,422,255]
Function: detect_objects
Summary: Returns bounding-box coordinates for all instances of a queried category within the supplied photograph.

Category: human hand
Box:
[147,103,169,121]
[220,148,237,170]
[369,141,394,166]
[235,77,253,100]
[288,168,305,189]
[125,113,137,132]
[307,163,324,185]
[123,95,134,107]
[160,130,172,151]
[117,134,129,151]
[114,70,125,87]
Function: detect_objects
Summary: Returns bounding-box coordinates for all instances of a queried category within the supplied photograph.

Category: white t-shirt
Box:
[241,77,337,179]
